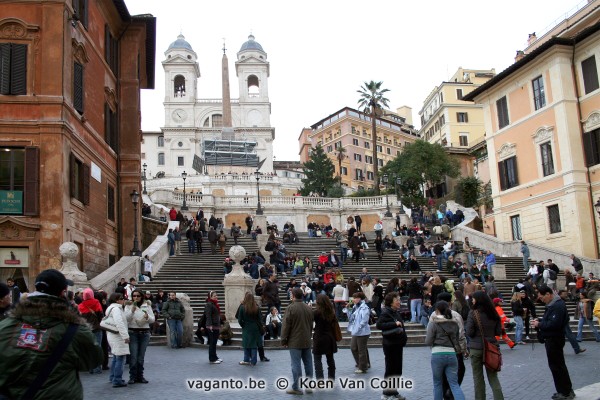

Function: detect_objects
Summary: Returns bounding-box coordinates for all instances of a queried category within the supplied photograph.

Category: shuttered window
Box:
[73,62,84,114]
[107,184,115,221]
[104,103,118,152]
[582,55,599,95]
[496,96,510,129]
[583,128,600,167]
[70,154,89,205]
[0,43,27,95]
[104,25,118,76]
[540,142,555,176]
[72,0,89,29]
[0,147,38,215]
[498,156,519,190]
[547,205,561,234]
[24,147,39,215]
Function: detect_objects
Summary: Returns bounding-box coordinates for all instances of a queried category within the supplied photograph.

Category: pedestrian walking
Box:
[313,294,340,383]
[347,292,371,374]
[125,289,154,384]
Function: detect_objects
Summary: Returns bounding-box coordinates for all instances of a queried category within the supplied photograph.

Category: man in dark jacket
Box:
[532,285,574,400]
[262,274,281,313]
[161,292,185,349]
[0,269,102,399]
[281,288,314,395]
[207,226,218,254]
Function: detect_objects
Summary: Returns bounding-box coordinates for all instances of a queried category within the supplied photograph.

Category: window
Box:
[365,156,373,164]
[354,153,362,162]
[498,156,518,190]
[439,115,445,126]
[174,75,186,97]
[439,93,443,103]
[583,128,600,166]
[70,154,89,205]
[386,147,391,155]
[540,142,554,176]
[582,55,599,94]
[335,141,342,149]
[177,156,184,166]
[0,147,38,215]
[496,96,509,129]
[456,88,463,100]
[158,153,164,165]
[107,184,115,221]
[327,145,333,153]
[378,159,383,167]
[532,76,546,110]
[459,135,469,146]
[105,26,118,76]
[352,138,359,146]
[157,136,164,147]
[73,62,84,114]
[510,215,522,240]
[104,103,118,152]
[0,43,27,95]
[457,112,468,123]
[364,142,370,149]
[547,205,561,234]
[367,171,374,180]
[355,169,363,180]
[211,114,223,127]
[72,0,89,29]
[376,145,382,152]
[341,166,347,176]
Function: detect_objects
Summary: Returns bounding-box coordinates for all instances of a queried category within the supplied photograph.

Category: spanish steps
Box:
[138,231,599,348]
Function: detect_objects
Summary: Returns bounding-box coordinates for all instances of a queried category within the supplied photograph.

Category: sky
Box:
[127,0,586,162]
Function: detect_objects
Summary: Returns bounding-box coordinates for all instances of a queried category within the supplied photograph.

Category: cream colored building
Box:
[419,68,495,148]
[465,1,600,258]
[302,107,420,192]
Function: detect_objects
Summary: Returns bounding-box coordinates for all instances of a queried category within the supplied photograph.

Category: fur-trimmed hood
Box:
[8,294,86,328]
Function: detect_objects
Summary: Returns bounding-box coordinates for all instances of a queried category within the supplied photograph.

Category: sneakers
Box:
[210,359,223,364]
[239,361,251,365]
[286,389,303,395]
[517,341,527,345]
[354,369,366,374]
[525,336,531,340]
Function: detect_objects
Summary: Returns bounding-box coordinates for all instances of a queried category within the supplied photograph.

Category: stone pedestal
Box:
[398,212,410,227]
[223,245,255,322]
[253,215,267,235]
[164,292,194,348]
[59,242,89,290]
[256,233,268,255]
[493,265,506,280]
[382,217,395,237]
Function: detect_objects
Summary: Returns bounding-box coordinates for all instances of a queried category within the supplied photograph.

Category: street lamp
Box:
[130,190,141,256]
[382,174,392,217]
[396,177,405,214]
[142,163,147,194]
[255,170,263,215]
[181,171,188,211]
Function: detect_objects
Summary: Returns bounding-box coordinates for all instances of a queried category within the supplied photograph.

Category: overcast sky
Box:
[128,0,585,162]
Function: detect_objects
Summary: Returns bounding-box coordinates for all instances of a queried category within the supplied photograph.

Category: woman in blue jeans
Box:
[125,289,155,383]
[105,293,129,388]
[424,300,465,400]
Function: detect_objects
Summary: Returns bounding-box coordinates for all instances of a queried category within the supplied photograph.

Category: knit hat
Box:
[82,288,94,301]
[0,282,9,298]
[34,269,73,297]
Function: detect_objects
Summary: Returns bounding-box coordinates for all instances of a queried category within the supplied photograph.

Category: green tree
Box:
[455,176,482,208]
[357,81,390,195]
[300,144,336,196]
[381,140,460,204]
[335,146,346,180]
[326,182,344,198]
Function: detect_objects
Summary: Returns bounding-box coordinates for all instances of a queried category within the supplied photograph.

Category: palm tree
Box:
[357,81,390,195]
[335,146,346,180]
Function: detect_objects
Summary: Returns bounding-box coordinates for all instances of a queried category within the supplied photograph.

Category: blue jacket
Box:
[347,301,371,336]
[485,253,496,265]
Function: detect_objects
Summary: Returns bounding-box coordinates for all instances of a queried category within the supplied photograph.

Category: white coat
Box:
[105,303,130,356]
[125,300,155,329]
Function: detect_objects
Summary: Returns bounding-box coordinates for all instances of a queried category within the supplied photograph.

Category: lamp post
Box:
[397,177,405,214]
[142,163,147,194]
[130,190,141,256]
[181,171,188,211]
[382,174,392,217]
[255,170,263,215]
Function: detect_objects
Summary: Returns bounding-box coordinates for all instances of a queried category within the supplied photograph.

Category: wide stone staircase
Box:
[138,231,598,348]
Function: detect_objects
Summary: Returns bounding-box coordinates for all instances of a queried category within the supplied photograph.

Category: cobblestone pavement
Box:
[82,341,600,400]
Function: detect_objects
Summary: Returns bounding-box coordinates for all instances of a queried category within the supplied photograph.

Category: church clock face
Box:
[172,109,187,123]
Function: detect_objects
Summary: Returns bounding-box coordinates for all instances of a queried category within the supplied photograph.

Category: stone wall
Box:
[142,217,168,250]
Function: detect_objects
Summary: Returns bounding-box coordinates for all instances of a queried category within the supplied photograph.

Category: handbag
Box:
[381,327,403,336]
[333,319,342,342]
[100,308,119,334]
[474,311,502,372]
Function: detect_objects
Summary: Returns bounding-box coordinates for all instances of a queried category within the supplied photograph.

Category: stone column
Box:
[223,245,255,322]
[253,215,267,235]
[59,242,89,290]
[382,216,395,238]
[493,265,506,280]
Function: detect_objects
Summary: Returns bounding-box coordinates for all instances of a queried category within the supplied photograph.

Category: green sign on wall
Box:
[0,191,23,214]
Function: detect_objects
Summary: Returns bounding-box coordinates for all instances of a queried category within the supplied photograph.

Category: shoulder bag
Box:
[333,319,343,342]
[474,310,502,372]
[100,308,119,334]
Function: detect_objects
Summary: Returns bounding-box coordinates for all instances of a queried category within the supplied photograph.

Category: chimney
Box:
[527,32,537,46]
[515,50,525,62]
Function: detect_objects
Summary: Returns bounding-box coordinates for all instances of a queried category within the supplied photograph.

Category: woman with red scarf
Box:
[78,288,104,374]
[204,291,222,364]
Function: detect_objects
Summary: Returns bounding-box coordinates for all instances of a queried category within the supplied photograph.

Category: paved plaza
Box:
[81,342,600,400]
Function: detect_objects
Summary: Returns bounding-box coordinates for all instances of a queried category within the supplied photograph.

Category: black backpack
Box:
[548,269,557,281]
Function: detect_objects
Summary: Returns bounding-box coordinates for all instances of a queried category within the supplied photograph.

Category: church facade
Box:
[142,34,274,180]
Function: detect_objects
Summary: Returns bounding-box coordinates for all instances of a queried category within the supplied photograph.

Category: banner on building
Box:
[0,191,23,214]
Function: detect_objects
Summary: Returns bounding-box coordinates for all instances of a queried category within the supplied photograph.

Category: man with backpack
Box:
[543,264,557,291]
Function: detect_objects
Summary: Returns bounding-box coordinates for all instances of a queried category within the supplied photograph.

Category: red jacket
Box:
[495,305,508,325]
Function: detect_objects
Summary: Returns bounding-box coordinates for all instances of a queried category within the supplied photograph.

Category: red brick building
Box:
[0,0,155,290]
